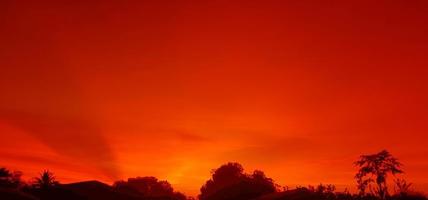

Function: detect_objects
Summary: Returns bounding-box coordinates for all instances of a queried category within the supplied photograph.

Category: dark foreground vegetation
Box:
[1,150,426,200]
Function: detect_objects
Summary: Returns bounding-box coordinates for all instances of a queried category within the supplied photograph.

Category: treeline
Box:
[0,150,427,200]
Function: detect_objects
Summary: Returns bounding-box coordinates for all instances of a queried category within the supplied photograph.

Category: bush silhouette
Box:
[355,150,403,199]
[1,153,427,200]
[0,167,23,188]
[199,162,277,200]
[114,176,186,200]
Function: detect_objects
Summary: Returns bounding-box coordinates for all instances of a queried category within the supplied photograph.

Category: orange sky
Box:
[1,0,428,196]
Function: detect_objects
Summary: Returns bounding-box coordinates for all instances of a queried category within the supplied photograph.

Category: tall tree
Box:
[354,150,403,199]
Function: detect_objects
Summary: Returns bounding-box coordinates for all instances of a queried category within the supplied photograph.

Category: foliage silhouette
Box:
[114,176,186,200]
[31,170,59,190]
[0,167,23,188]
[258,184,427,200]
[199,162,277,200]
[394,179,412,196]
[1,153,427,200]
[354,150,403,199]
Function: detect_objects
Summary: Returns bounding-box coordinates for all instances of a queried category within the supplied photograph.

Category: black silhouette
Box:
[0,151,427,200]
[354,150,403,199]
[114,177,186,200]
[63,180,142,200]
[199,162,277,200]
[0,167,22,188]
[31,170,59,190]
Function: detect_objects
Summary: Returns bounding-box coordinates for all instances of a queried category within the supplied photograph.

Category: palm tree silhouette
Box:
[32,170,59,189]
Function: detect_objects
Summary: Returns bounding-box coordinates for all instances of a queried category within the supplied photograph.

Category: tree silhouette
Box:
[355,150,403,199]
[31,170,59,190]
[0,167,22,188]
[113,176,186,200]
[199,162,277,200]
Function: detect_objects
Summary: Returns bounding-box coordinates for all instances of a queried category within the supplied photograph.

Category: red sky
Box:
[1,0,428,196]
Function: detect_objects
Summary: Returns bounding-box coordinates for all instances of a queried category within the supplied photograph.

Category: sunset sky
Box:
[1,0,428,196]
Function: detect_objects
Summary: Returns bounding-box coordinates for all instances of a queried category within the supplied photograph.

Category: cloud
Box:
[0,66,120,180]
[1,111,120,180]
